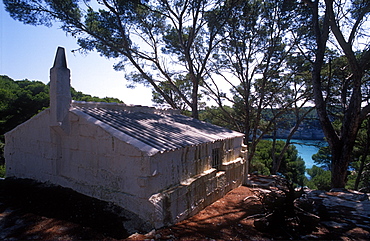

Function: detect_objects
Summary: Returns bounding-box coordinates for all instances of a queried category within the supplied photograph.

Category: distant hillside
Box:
[264,127,325,140]
[262,107,325,140]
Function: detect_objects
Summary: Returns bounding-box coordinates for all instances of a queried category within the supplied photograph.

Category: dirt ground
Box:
[0,178,369,240]
[131,186,272,240]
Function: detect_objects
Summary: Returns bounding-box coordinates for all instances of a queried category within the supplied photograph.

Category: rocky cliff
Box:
[265,127,325,140]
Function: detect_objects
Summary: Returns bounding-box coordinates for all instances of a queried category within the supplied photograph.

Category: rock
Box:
[307,188,370,238]
[296,208,320,228]
[254,216,270,232]
[300,234,319,239]
[321,221,349,229]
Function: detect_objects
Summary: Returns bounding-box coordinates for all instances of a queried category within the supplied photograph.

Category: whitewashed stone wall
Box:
[5,109,55,182]
[5,108,247,228]
[5,108,155,226]
[5,46,247,229]
[149,157,246,227]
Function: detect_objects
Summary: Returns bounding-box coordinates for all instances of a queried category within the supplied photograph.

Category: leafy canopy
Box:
[251,139,306,186]
[0,75,123,138]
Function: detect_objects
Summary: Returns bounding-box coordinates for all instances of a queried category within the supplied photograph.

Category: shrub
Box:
[0,164,5,178]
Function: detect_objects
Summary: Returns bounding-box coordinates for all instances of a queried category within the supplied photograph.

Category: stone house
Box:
[5,47,247,229]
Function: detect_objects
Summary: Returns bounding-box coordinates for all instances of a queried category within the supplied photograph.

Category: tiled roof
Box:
[72,104,243,153]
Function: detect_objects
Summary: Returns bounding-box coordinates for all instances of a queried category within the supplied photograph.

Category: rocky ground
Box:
[0,176,369,240]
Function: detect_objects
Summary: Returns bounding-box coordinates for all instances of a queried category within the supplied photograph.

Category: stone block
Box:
[79,123,96,137]
[69,121,80,137]
[137,176,149,188]
[96,126,109,138]
[113,138,142,157]
[112,155,141,175]
[64,136,78,150]
[95,136,113,154]
[77,136,95,152]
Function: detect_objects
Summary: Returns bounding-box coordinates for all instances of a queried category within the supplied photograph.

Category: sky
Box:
[0,1,153,106]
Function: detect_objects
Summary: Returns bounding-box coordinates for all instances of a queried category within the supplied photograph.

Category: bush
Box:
[306,165,331,191]
[251,140,307,186]
[0,164,5,178]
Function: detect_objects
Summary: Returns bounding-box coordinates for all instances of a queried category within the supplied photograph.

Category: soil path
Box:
[1,178,369,240]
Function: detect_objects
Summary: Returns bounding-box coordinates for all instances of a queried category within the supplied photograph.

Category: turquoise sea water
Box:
[290,139,327,169]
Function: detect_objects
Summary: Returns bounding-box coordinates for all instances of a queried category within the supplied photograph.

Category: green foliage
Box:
[251,140,306,186]
[0,75,124,167]
[312,145,331,170]
[345,171,358,190]
[281,147,306,187]
[349,119,370,191]
[0,75,123,138]
[251,140,274,175]
[151,74,195,110]
[0,164,5,178]
[0,141,4,165]
[306,165,331,191]
[199,106,239,132]
[0,76,50,137]
[310,117,370,191]
[351,152,370,191]
[70,88,123,103]
[260,107,322,137]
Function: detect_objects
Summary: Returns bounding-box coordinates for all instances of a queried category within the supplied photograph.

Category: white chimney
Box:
[49,47,71,126]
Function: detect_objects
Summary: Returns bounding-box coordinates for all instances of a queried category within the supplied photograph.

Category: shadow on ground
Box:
[0,178,137,240]
[0,176,369,240]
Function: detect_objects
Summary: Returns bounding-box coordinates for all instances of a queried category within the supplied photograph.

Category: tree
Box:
[4,0,232,119]
[306,165,332,191]
[310,118,370,191]
[312,145,331,170]
[0,76,50,137]
[0,75,123,164]
[307,0,370,188]
[202,0,314,174]
[0,75,122,137]
[353,118,370,191]
[70,88,123,103]
[199,105,238,131]
[151,74,207,112]
[251,140,306,186]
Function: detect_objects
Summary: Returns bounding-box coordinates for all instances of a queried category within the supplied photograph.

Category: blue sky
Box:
[0,2,153,106]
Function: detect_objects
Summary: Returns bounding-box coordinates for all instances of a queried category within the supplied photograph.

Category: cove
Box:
[289,139,327,169]
[265,138,328,169]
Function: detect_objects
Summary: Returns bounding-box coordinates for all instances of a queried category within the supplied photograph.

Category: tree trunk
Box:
[271,127,277,173]
[354,119,370,190]
[191,101,199,119]
[331,142,350,188]
[271,107,314,174]
[310,0,370,189]
[311,0,348,189]
[191,79,199,119]
[355,157,366,190]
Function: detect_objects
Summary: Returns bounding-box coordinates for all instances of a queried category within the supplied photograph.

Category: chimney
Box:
[49,47,71,126]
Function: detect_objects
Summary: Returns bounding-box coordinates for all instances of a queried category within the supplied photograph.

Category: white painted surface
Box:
[4,47,248,229]
[5,108,247,228]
